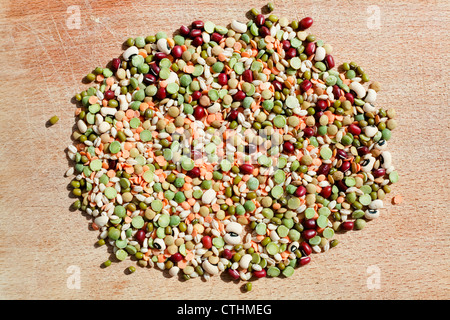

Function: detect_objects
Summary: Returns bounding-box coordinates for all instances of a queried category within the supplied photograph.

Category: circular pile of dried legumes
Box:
[67,3,398,286]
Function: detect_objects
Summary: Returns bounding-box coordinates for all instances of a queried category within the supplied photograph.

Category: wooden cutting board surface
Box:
[0,0,449,300]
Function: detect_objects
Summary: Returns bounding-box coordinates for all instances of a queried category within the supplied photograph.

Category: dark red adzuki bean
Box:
[317,100,328,111]
[255,14,265,26]
[303,229,317,240]
[303,126,315,138]
[171,45,183,59]
[295,185,306,197]
[299,256,311,266]
[240,164,254,175]
[191,90,202,100]
[320,185,332,198]
[373,168,386,177]
[227,109,239,121]
[135,229,146,244]
[189,28,202,38]
[348,123,362,135]
[341,221,354,231]
[187,167,201,178]
[325,55,335,69]
[259,26,270,37]
[283,141,295,154]
[300,79,312,92]
[211,32,223,43]
[299,17,313,30]
[111,58,121,71]
[253,269,266,278]
[191,20,204,29]
[179,25,190,36]
[300,242,312,256]
[228,268,240,280]
[285,47,297,59]
[340,161,351,172]
[305,42,316,56]
[154,52,168,60]
[193,106,206,119]
[303,219,316,229]
[242,69,253,82]
[345,92,354,104]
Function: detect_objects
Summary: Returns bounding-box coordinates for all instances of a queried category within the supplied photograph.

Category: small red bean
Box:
[179,25,190,36]
[218,73,228,86]
[150,63,160,76]
[300,242,312,256]
[222,249,233,260]
[336,180,348,192]
[143,73,156,85]
[340,161,351,172]
[320,185,332,199]
[259,26,270,37]
[154,52,168,60]
[193,106,206,119]
[228,268,240,280]
[317,163,331,176]
[282,40,291,51]
[253,269,266,278]
[299,17,313,30]
[227,109,239,121]
[156,87,166,100]
[299,256,311,266]
[336,149,348,159]
[345,92,354,104]
[300,79,312,92]
[303,126,315,137]
[192,36,203,47]
[233,90,246,101]
[272,80,283,92]
[135,229,146,244]
[295,185,306,197]
[348,123,362,135]
[316,100,328,111]
[283,141,294,154]
[111,58,121,71]
[201,235,212,249]
[191,90,202,100]
[191,20,204,29]
[325,55,335,69]
[285,47,297,59]
[303,229,317,240]
[171,45,183,59]
[104,90,115,100]
[332,85,341,98]
[373,168,386,178]
[189,28,202,38]
[242,69,253,83]
[170,252,184,263]
[240,164,254,175]
[305,42,316,56]
[357,146,370,156]
[187,167,200,178]
[255,14,265,27]
[211,32,223,43]
[341,220,354,231]
[303,219,316,229]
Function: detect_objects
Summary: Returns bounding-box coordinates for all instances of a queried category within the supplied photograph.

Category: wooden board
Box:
[0,0,449,300]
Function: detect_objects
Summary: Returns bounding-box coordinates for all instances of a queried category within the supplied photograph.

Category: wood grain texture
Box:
[0,0,449,300]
